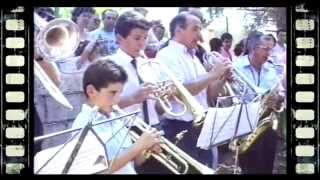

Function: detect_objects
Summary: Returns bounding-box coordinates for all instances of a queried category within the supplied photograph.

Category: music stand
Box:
[34,109,140,174]
[197,93,262,174]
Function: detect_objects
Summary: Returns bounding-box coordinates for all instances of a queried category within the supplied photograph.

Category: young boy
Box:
[72,60,162,174]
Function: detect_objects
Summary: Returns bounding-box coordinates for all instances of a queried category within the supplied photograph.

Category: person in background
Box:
[71,7,95,42]
[71,7,98,71]
[90,9,119,56]
[87,14,101,32]
[233,39,246,57]
[35,7,55,21]
[267,33,285,77]
[220,32,235,61]
[271,29,286,65]
[152,21,166,43]
[209,38,222,53]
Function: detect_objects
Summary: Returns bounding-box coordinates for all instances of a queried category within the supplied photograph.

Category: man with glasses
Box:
[90,9,119,56]
[233,32,285,174]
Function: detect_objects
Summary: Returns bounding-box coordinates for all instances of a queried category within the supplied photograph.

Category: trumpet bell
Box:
[37,19,80,61]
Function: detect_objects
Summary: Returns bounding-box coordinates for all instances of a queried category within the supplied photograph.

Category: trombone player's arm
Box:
[34,41,61,87]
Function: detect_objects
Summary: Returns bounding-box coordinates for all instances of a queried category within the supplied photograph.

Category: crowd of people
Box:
[34,7,287,174]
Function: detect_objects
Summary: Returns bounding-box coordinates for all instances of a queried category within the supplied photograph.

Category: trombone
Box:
[34,12,80,109]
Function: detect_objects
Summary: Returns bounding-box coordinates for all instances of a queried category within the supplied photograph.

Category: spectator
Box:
[220,32,234,61]
[90,9,119,56]
[87,14,101,32]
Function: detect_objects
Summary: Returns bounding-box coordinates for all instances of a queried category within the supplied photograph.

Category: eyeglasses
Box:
[256,45,273,52]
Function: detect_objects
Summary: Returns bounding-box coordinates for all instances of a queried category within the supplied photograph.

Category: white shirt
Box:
[89,28,119,56]
[107,48,160,126]
[72,104,136,174]
[233,55,282,93]
[270,43,286,65]
[156,40,208,122]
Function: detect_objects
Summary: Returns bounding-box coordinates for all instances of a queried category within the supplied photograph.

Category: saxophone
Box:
[231,82,285,155]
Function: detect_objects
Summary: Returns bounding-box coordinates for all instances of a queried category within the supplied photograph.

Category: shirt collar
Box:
[169,40,195,57]
[239,55,269,72]
[81,104,114,122]
[116,48,144,65]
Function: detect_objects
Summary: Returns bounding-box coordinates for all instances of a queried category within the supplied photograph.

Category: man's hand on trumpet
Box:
[132,82,158,104]
[208,60,234,83]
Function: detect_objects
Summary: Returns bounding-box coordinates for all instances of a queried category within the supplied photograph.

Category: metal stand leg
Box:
[233,140,241,174]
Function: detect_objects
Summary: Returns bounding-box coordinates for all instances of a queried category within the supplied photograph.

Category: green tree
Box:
[240,7,286,32]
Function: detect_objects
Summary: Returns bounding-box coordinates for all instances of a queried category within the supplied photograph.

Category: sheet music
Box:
[197,101,261,150]
[34,130,108,174]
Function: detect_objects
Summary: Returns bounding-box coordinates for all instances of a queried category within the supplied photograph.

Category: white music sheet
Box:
[197,101,261,150]
[34,130,108,174]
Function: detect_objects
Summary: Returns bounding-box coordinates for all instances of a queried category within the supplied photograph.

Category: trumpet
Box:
[136,60,207,127]
[203,52,263,102]
[113,107,215,174]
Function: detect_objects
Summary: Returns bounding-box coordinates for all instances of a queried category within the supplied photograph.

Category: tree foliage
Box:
[239,7,286,32]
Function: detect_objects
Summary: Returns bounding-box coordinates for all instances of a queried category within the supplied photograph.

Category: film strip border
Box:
[1,6,30,174]
[291,4,319,174]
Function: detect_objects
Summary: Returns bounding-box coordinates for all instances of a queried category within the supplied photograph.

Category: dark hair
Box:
[74,40,90,56]
[83,60,128,97]
[115,11,152,38]
[209,38,222,52]
[153,22,165,30]
[246,32,273,54]
[245,31,264,54]
[35,7,55,21]
[102,9,118,20]
[134,7,148,16]
[234,40,245,56]
[267,33,277,47]
[169,13,188,38]
[277,29,286,35]
[71,7,95,23]
[178,7,189,13]
[195,44,206,65]
[221,33,233,41]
